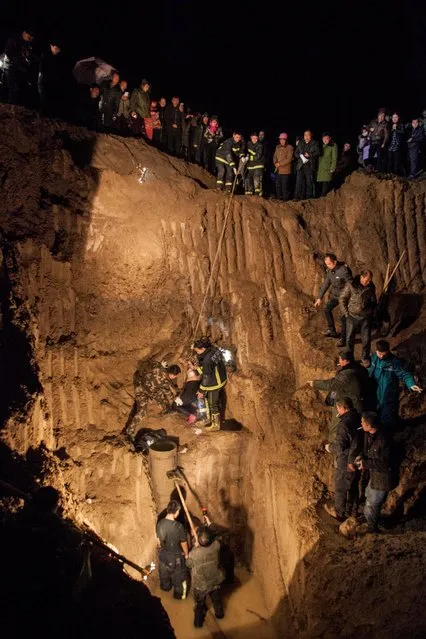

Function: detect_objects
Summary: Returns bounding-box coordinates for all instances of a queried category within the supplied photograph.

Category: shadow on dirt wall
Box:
[0,105,101,429]
[0,440,176,638]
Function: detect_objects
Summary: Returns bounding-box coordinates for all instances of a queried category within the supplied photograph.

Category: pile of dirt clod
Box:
[0,105,425,639]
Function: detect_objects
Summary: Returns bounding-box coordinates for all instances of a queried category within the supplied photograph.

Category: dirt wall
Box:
[0,105,425,638]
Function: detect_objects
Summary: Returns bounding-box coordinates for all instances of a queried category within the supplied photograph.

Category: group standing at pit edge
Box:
[3,28,426,201]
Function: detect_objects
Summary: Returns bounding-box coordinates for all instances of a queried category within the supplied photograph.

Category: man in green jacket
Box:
[130,78,151,136]
[187,525,225,628]
[317,133,338,197]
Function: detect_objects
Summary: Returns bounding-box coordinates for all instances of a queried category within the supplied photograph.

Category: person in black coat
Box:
[310,351,372,442]
[314,253,352,343]
[4,28,37,106]
[387,112,405,175]
[164,96,184,155]
[349,411,392,532]
[99,71,122,129]
[407,117,425,178]
[294,130,320,200]
[38,40,65,117]
[324,397,361,520]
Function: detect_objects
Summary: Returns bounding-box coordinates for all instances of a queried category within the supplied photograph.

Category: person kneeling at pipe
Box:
[126,361,181,442]
[172,369,200,425]
[191,338,227,432]
[187,524,225,628]
[156,500,190,599]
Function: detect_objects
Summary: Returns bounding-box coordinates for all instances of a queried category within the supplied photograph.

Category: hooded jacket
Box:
[197,347,227,391]
[339,276,377,319]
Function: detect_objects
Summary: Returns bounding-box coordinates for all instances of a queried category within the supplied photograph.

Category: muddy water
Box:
[153,567,277,639]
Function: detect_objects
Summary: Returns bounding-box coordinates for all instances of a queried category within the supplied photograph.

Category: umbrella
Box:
[73,57,116,85]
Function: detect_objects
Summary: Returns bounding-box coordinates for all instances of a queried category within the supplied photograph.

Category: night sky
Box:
[2,0,426,142]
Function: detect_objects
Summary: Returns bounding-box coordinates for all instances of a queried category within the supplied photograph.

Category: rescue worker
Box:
[156,500,190,600]
[350,412,392,533]
[215,131,245,193]
[324,397,361,521]
[126,361,181,441]
[368,340,422,431]
[309,351,371,442]
[187,525,225,628]
[192,338,227,431]
[340,269,377,367]
[4,28,37,106]
[314,253,352,344]
[245,132,265,196]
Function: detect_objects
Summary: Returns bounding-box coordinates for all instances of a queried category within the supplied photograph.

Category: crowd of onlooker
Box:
[357,108,426,179]
[2,28,426,202]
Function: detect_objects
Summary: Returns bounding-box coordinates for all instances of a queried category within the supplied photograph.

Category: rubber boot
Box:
[205,413,220,432]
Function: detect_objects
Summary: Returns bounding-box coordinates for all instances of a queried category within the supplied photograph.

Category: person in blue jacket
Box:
[368,340,422,430]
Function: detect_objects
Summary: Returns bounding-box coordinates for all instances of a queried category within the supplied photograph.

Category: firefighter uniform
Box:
[197,346,227,429]
[245,140,265,196]
[215,138,245,192]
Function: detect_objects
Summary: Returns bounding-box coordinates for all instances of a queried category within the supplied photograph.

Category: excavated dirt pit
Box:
[1,105,426,638]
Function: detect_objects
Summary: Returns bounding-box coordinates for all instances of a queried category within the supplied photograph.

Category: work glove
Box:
[410,385,423,393]
[325,443,332,453]
[174,396,183,406]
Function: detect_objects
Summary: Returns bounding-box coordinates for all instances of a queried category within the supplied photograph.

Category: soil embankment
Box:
[0,105,425,638]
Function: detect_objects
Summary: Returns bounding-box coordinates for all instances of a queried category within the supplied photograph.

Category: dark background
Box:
[2,0,426,142]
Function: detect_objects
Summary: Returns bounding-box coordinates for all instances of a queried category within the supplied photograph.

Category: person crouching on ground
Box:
[187,525,225,628]
[173,369,200,425]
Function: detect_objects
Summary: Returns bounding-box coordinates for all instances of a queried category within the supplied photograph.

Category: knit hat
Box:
[279,132,288,139]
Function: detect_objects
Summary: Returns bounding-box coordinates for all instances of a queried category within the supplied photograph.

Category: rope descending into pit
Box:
[191,173,240,342]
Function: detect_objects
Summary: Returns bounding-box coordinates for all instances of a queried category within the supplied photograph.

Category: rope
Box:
[191,172,239,342]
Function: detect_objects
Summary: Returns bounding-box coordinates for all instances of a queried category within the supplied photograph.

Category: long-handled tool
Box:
[383,250,406,293]
[172,467,210,524]
[167,469,199,544]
